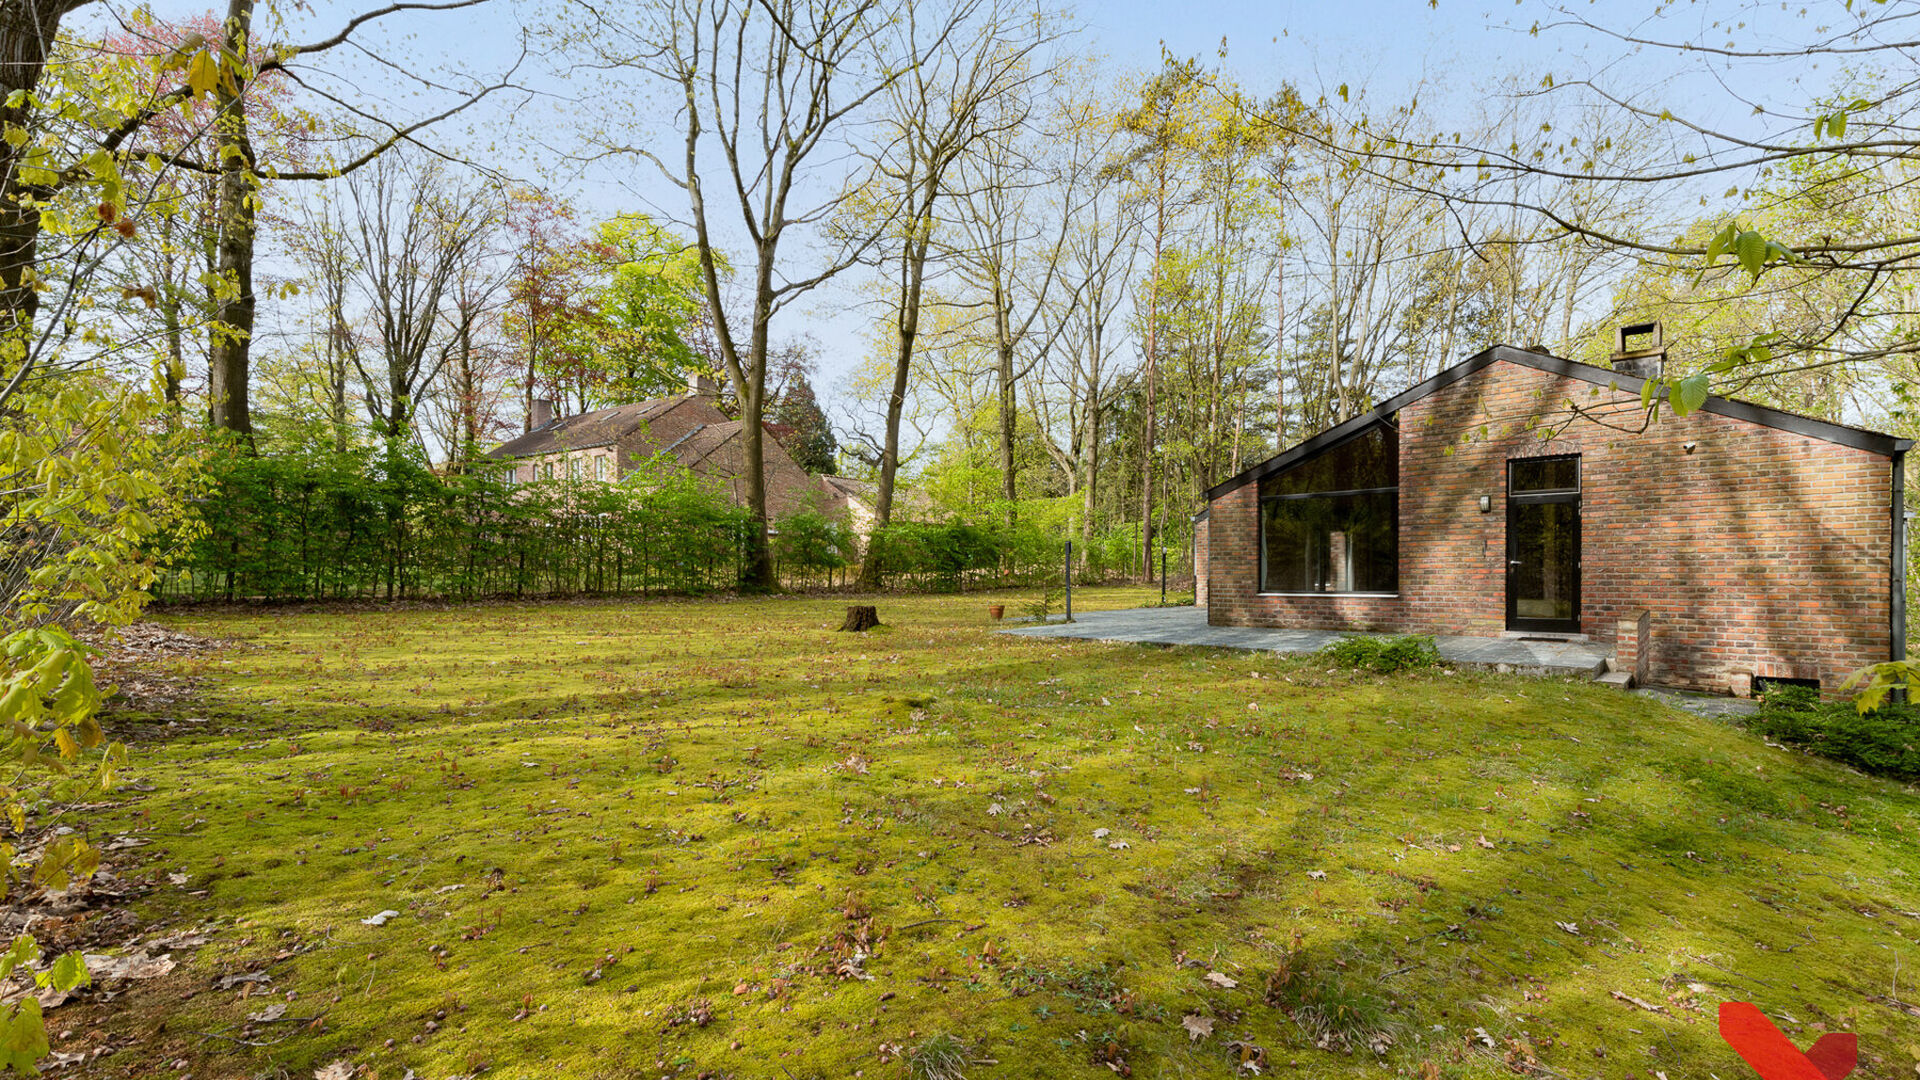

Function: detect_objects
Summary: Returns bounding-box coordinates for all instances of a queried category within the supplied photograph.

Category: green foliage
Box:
[165,446,755,600]
[1023,583,1064,621]
[1703,220,1799,282]
[769,375,838,475]
[862,520,1064,592]
[1743,685,1920,781]
[1315,634,1441,674]
[0,934,88,1074]
[575,212,712,402]
[772,510,854,584]
[0,370,197,1072]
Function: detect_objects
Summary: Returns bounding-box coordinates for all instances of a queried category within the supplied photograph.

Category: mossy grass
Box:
[80,588,1920,1079]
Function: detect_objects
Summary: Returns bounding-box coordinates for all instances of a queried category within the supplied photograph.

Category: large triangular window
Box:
[1257,422,1398,594]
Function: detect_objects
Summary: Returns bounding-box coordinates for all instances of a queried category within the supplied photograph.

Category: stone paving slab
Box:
[1000,605,1610,677]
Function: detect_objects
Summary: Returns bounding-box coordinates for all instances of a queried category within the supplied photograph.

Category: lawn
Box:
[61,588,1920,1079]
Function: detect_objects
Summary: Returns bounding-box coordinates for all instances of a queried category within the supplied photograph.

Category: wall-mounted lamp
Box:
[1478,495,1493,513]
[1683,441,1697,454]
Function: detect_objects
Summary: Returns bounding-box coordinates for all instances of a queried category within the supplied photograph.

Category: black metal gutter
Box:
[1895,448,1908,665]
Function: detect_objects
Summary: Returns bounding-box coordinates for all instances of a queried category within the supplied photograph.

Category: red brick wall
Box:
[1208,358,1898,694]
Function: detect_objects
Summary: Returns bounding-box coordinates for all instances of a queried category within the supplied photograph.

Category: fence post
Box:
[1064,540,1073,623]
[1161,546,1167,604]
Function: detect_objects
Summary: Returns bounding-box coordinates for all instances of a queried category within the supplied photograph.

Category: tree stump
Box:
[838,605,880,632]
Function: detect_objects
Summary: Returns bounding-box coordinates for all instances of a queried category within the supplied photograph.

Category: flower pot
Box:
[988,605,1005,621]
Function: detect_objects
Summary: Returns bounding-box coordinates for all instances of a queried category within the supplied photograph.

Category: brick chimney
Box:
[687,371,720,400]
[530,398,554,429]
[1611,321,1666,379]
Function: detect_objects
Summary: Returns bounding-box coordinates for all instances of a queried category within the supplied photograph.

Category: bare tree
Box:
[0,0,519,438]
[848,0,1061,584]
[283,195,363,451]
[588,0,966,589]
[948,67,1099,527]
[341,153,504,443]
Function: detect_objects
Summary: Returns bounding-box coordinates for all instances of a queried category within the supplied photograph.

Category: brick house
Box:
[486,380,830,520]
[1195,337,1912,696]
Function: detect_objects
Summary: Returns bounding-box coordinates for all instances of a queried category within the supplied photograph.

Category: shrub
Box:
[1316,634,1441,674]
[1023,583,1064,621]
[1743,690,1920,781]
[773,509,854,585]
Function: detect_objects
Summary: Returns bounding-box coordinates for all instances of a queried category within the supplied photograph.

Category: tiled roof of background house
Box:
[485,398,686,458]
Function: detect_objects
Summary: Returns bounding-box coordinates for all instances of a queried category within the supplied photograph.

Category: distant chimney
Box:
[530,398,554,430]
[1611,321,1666,379]
[688,371,720,399]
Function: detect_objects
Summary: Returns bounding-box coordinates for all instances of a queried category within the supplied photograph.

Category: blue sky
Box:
[112,0,1867,411]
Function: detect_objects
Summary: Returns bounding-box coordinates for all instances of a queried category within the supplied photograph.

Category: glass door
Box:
[1506,456,1581,633]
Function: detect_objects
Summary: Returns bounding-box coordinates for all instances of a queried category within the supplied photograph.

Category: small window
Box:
[543,461,554,480]
[1510,455,1579,494]
[596,457,607,481]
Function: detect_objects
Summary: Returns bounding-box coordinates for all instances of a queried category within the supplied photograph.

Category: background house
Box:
[486,376,864,527]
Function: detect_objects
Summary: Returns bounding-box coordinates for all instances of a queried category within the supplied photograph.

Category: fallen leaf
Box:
[313,1060,354,1080]
[214,971,272,991]
[1205,972,1238,989]
[1476,835,1495,849]
[1307,870,1327,880]
[1555,921,1580,935]
[1182,1013,1215,1041]
[1107,840,1130,850]
[84,952,176,981]
[247,1002,288,1023]
[987,803,1004,816]
[362,910,401,927]
[1093,828,1110,840]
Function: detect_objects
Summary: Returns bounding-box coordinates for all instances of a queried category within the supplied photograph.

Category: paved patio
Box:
[1000,605,1611,677]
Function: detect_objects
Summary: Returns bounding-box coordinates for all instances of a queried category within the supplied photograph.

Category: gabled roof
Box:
[1207,344,1913,501]
[486,397,691,459]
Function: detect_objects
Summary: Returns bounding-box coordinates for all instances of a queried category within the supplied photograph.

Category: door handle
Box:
[1507,559,1523,566]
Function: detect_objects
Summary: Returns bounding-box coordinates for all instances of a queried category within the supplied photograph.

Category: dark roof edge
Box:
[1206,345,1912,501]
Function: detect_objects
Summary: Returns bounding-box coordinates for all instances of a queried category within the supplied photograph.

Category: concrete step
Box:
[1595,669,1634,689]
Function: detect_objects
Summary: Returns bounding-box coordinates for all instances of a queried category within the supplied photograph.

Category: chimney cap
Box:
[1614,320,1664,357]
[1610,319,1668,380]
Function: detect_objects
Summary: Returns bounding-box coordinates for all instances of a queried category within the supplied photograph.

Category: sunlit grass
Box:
[81,587,1920,1079]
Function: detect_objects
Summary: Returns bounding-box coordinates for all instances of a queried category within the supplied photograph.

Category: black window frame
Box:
[1256,424,1400,596]
[1504,453,1582,632]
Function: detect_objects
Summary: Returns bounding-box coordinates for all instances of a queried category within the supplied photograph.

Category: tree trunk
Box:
[997,325,1017,529]
[1141,177,1164,581]
[206,0,259,446]
[0,0,84,351]
[838,604,880,632]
